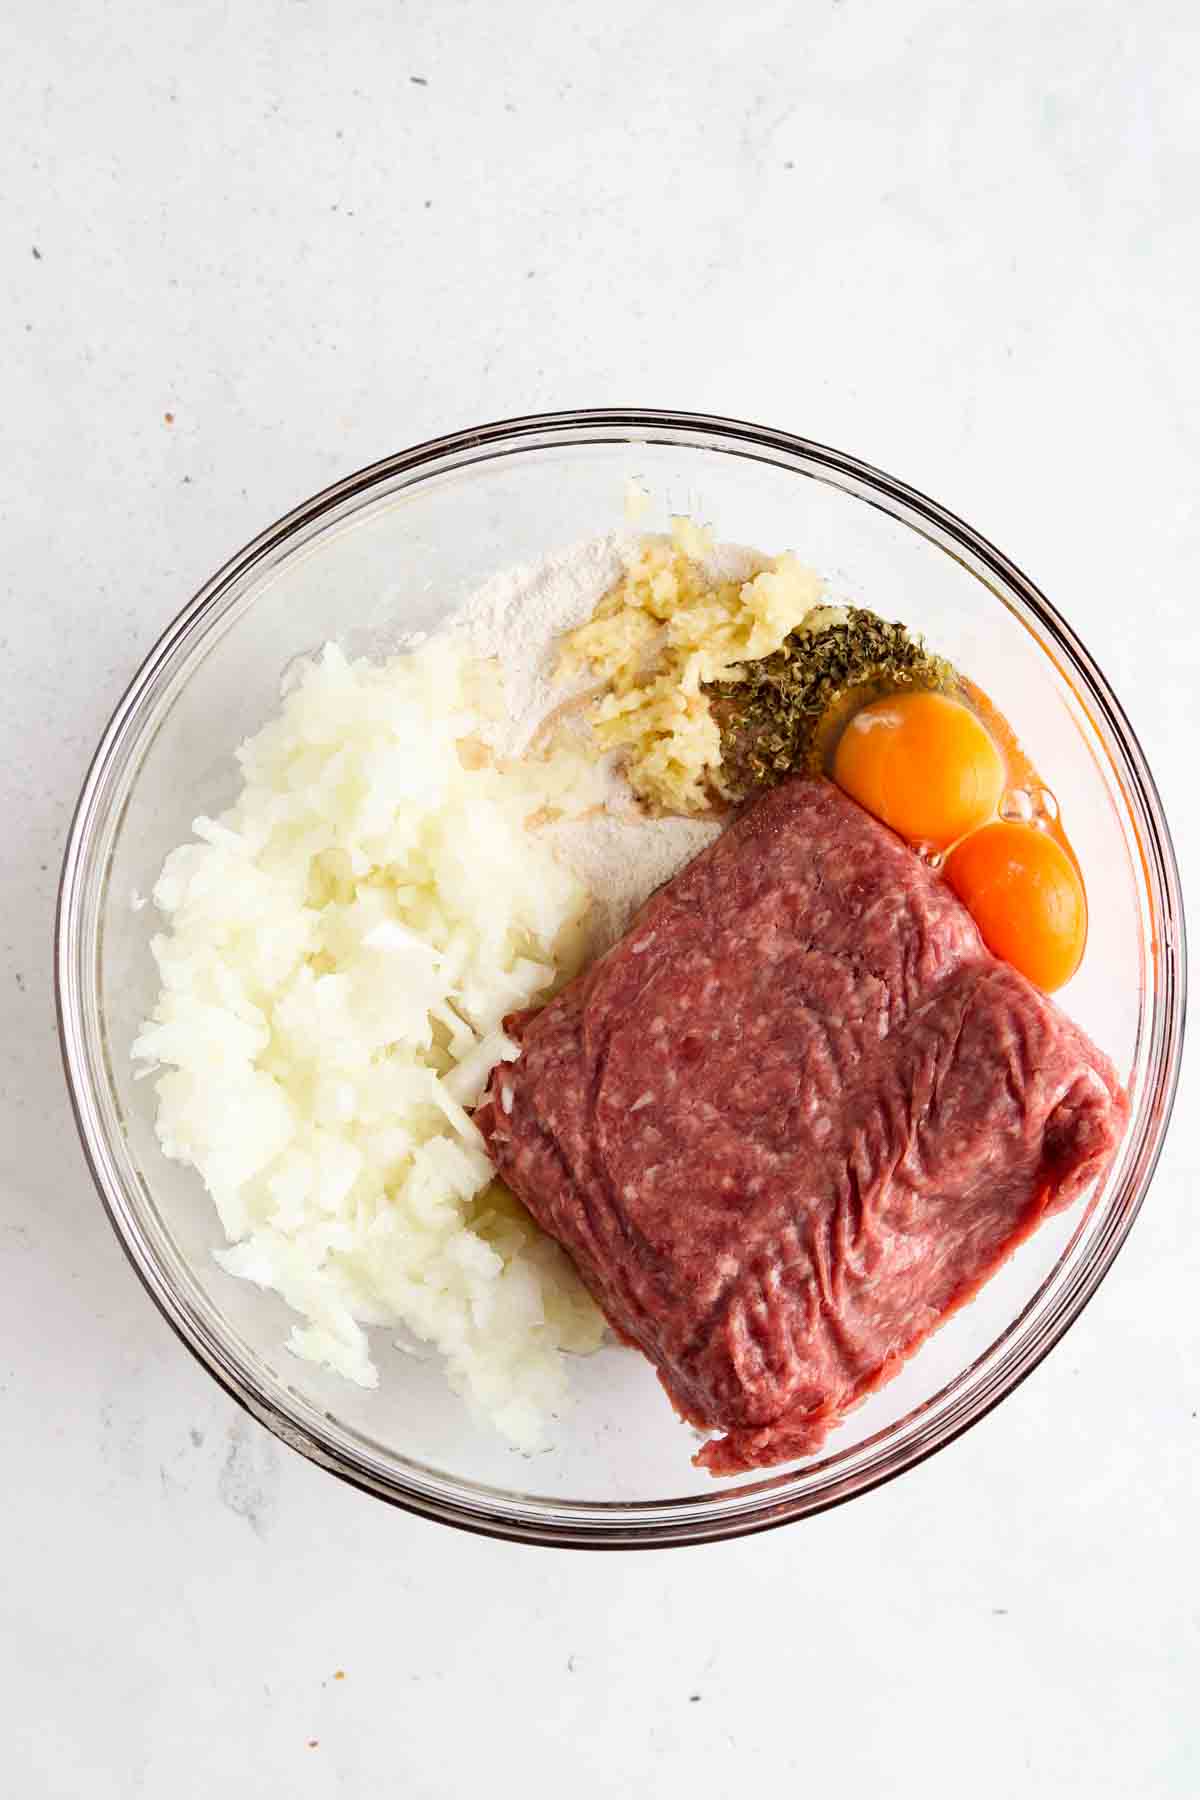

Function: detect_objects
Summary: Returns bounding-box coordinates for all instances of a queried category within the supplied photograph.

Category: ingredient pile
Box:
[133,510,1116,1470]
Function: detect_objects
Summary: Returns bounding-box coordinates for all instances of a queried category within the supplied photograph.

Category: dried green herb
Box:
[706,607,956,799]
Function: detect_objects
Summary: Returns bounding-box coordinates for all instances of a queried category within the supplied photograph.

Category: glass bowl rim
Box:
[55,407,1188,1548]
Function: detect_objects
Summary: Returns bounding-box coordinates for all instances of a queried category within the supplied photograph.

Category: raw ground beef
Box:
[476,778,1129,1474]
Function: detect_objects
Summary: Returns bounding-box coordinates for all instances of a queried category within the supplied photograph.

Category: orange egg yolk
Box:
[944,820,1087,992]
[832,691,1005,850]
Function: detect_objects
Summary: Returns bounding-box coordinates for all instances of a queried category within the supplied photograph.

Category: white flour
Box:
[455,532,627,757]
[547,810,722,957]
[445,532,725,953]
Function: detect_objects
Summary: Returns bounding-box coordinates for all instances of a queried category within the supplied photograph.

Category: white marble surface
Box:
[4,1,1198,1793]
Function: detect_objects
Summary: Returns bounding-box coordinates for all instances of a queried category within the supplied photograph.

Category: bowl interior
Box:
[61,417,1181,1543]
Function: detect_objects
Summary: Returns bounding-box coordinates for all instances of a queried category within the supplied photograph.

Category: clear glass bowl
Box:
[56,410,1186,1547]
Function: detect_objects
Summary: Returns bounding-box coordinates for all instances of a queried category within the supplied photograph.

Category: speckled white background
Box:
[4,2,1198,1794]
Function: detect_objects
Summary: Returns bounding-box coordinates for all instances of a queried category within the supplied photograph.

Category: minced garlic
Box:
[559,519,822,814]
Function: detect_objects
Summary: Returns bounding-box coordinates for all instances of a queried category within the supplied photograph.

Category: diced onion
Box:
[133,639,604,1448]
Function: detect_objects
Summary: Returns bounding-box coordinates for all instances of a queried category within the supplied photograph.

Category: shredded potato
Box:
[560,520,823,813]
[133,638,605,1450]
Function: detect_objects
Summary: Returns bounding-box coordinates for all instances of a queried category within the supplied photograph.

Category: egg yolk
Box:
[832,691,1005,850]
[945,820,1087,992]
